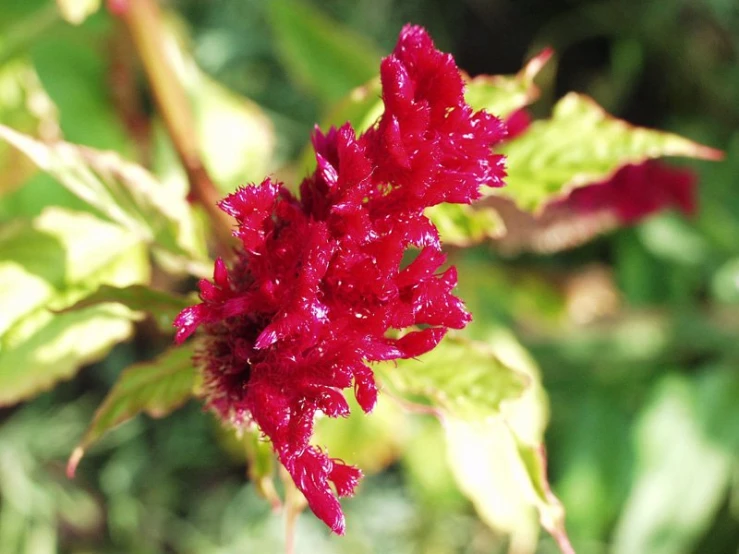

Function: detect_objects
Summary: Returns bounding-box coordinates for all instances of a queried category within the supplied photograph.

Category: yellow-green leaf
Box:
[465,48,552,118]
[0,207,149,405]
[378,334,529,421]
[0,124,209,275]
[497,93,723,211]
[68,345,196,476]
[426,203,505,247]
[59,284,193,333]
[443,329,573,554]
[55,0,100,25]
[0,59,59,196]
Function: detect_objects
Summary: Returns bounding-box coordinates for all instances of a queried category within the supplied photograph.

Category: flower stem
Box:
[118,0,235,256]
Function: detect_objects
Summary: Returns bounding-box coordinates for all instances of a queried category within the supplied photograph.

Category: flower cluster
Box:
[174,25,506,534]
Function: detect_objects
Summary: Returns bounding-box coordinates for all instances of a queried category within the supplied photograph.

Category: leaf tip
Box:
[524,47,554,81]
[67,446,85,479]
[693,144,725,161]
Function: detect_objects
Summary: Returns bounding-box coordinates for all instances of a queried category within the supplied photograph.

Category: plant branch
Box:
[118,0,235,256]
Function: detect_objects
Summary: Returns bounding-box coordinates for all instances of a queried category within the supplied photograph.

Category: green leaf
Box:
[553,392,633,541]
[59,284,193,333]
[379,334,529,421]
[55,0,100,25]
[68,345,197,476]
[426,203,504,247]
[612,368,739,554]
[31,22,132,153]
[0,59,59,197]
[0,207,149,405]
[442,329,573,554]
[0,124,209,275]
[498,93,723,211]
[320,77,383,134]
[465,48,552,118]
[266,0,382,105]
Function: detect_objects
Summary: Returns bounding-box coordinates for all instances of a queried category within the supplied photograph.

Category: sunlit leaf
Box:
[612,368,739,554]
[426,203,505,247]
[266,0,382,105]
[465,48,553,118]
[0,207,149,406]
[0,124,209,275]
[315,393,408,474]
[55,0,100,25]
[0,59,59,197]
[68,345,197,476]
[59,284,193,333]
[712,258,739,304]
[443,329,573,554]
[497,93,723,211]
[379,334,529,420]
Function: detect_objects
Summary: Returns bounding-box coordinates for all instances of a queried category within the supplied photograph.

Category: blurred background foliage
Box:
[0,0,738,553]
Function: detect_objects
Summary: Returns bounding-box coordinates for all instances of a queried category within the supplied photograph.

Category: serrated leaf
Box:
[0,124,209,275]
[68,345,197,476]
[426,203,505,247]
[0,304,139,407]
[266,0,382,105]
[55,0,100,25]
[0,207,149,405]
[59,284,193,332]
[442,329,573,554]
[497,93,723,211]
[379,334,529,421]
[465,48,552,118]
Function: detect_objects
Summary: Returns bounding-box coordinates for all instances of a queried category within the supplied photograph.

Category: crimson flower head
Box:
[174,25,506,535]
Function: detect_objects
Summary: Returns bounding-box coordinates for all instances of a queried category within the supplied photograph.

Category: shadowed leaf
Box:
[266,0,382,105]
[68,345,197,476]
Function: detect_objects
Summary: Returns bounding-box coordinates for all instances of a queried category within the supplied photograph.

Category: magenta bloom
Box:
[174,25,506,534]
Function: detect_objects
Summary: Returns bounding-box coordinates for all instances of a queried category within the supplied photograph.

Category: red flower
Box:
[174,25,506,534]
